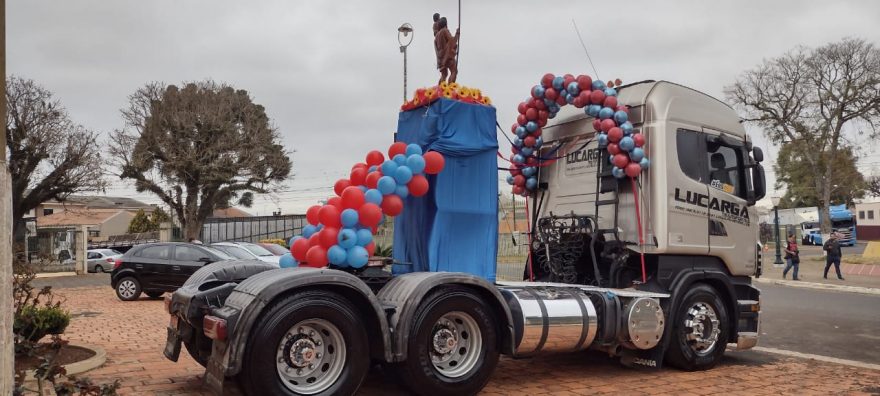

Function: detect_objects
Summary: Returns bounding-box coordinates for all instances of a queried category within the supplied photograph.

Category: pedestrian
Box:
[782,234,800,280]
[822,232,845,280]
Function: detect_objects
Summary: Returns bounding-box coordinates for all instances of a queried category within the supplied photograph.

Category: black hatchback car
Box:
[110,242,233,301]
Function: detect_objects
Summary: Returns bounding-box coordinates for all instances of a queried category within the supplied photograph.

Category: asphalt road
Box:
[37,272,880,366]
[794,241,867,257]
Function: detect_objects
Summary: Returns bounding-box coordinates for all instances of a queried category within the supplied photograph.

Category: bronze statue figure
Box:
[433,15,459,84]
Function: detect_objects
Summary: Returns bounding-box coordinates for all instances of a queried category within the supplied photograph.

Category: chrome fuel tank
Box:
[499,287,598,356]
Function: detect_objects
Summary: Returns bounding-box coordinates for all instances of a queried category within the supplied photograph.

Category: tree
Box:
[111,81,291,239]
[5,77,105,244]
[150,207,171,228]
[726,38,880,233]
[126,209,152,233]
[867,175,880,198]
[774,144,866,208]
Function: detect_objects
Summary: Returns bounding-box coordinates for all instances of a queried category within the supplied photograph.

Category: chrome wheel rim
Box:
[684,302,720,356]
[276,319,346,395]
[429,311,482,378]
[117,280,136,299]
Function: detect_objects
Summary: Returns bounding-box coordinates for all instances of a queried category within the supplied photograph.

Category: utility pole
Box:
[1,0,15,392]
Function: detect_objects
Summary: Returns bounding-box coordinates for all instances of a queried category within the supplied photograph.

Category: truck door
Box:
[704,130,756,275]
[667,128,710,254]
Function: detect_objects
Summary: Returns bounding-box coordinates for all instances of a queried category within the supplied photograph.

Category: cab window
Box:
[706,143,744,198]
[676,128,747,200]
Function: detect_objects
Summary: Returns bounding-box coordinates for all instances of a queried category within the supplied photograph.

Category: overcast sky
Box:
[9,0,880,215]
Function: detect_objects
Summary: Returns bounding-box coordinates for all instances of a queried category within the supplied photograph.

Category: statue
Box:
[433,15,459,84]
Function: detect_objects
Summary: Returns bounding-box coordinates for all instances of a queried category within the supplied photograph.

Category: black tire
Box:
[94,264,104,273]
[115,277,142,301]
[237,290,370,396]
[665,284,729,371]
[146,291,164,299]
[391,286,499,396]
[184,336,209,367]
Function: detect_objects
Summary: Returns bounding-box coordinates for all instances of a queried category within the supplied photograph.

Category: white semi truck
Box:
[162,80,766,396]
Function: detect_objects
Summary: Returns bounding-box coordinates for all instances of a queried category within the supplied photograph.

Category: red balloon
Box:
[306,205,321,225]
[327,197,342,209]
[532,128,542,137]
[576,75,593,91]
[608,127,623,143]
[512,185,524,195]
[517,114,527,126]
[534,99,547,111]
[572,97,585,108]
[625,162,642,178]
[350,167,367,186]
[308,233,321,247]
[537,117,547,128]
[517,102,528,114]
[612,153,630,168]
[526,157,538,166]
[538,110,549,121]
[541,73,555,88]
[423,151,445,174]
[526,97,537,108]
[633,133,646,147]
[513,175,525,186]
[305,246,328,267]
[365,150,385,166]
[341,186,365,209]
[544,87,558,100]
[318,205,341,227]
[563,75,576,91]
[408,175,429,197]
[555,95,566,106]
[365,171,382,189]
[510,167,522,176]
[617,105,628,113]
[608,143,621,155]
[578,91,591,105]
[524,136,536,147]
[319,227,339,249]
[351,162,368,171]
[365,242,376,257]
[603,96,618,109]
[291,238,310,261]
[601,119,616,132]
[590,90,606,105]
[525,107,538,121]
[334,179,351,196]
[592,119,602,131]
[358,203,382,227]
[388,142,408,158]
[381,195,404,216]
[510,123,519,134]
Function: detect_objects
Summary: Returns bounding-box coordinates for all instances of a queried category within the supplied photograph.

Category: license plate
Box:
[164,326,182,361]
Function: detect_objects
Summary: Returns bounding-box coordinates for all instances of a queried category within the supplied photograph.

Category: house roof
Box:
[211,207,252,218]
[64,195,154,210]
[36,208,129,228]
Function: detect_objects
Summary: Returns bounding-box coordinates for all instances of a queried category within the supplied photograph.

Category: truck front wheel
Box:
[392,286,499,396]
[665,284,729,371]
[238,290,369,396]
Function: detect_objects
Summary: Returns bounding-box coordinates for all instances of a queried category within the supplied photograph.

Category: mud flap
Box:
[619,345,666,370]
[204,342,228,395]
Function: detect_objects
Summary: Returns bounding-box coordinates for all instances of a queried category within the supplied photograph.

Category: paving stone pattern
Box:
[58,287,880,395]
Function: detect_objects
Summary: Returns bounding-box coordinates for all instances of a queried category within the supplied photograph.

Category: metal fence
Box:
[199,215,308,244]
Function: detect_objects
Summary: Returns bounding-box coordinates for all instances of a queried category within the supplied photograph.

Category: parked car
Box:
[257,242,289,256]
[210,242,281,265]
[110,242,234,301]
[87,249,123,273]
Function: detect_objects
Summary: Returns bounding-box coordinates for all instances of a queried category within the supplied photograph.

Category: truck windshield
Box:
[832,219,854,228]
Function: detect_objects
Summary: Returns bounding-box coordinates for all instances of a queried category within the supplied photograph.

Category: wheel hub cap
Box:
[428,312,482,379]
[276,319,345,395]
[684,302,720,355]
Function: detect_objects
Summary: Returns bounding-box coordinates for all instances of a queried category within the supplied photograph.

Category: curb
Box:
[21,343,106,382]
[35,272,78,278]
[753,277,880,296]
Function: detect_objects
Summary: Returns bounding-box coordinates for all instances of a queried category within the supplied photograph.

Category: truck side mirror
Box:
[752,147,764,163]
[751,164,766,202]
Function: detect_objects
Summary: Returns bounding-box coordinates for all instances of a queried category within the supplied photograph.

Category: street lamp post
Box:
[771,196,784,266]
[397,23,414,103]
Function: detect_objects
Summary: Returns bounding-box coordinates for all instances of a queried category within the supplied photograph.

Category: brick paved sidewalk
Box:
[55,286,880,395]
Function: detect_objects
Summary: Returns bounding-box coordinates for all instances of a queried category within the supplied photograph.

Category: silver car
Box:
[87,249,123,273]
[210,242,281,265]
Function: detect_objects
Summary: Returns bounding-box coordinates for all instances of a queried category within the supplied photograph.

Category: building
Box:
[855,201,880,241]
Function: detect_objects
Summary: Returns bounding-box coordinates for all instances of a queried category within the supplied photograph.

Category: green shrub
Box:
[14,305,71,343]
[374,244,393,258]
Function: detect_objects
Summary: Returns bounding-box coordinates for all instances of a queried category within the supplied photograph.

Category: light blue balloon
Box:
[406,154,426,174]
[640,157,650,170]
[587,104,601,117]
[377,176,397,195]
[522,166,536,177]
[302,224,317,238]
[337,228,358,249]
[597,133,608,147]
[316,224,324,231]
[393,154,407,165]
[621,122,634,135]
[614,110,628,124]
[552,76,565,90]
[604,87,617,97]
[512,154,525,164]
[609,155,615,164]
[368,165,378,173]
[526,121,538,132]
[532,85,545,98]
[592,79,606,90]
[346,246,369,268]
[279,253,297,268]
[513,137,523,148]
[395,184,409,198]
[629,147,645,163]
[515,126,528,139]
[405,143,422,157]
[365,189,383,205]
[506,175,515,185]
[341,209,359,228]
[548,112,556,119]
[356,229,373,246]
[380,160,398,177]
[535,137,543,148]
[520,147,533,157]
[394,166,413,184]
[358,185,368,192]
[612,166,625,179]
[544,98,555,107]
[525,177,538,190]
[327,245,348,266]
[565,94,576,104]
[566,81,580,95]
[619,136,635,152]
[598,107,614,120]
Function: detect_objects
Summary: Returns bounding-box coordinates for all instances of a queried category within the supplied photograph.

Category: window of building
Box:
[860,211,866,219]
[869,210,875,220]
[43,208,54,216]
[88,230,100,237]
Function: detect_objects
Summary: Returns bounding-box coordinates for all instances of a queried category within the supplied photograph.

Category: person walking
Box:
[823,232,845,280]
[782,234,800,280]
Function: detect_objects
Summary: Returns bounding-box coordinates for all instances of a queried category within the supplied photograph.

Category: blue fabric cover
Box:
[392,98,498,281]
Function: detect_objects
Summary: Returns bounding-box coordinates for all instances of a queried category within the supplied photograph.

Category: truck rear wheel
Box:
[665,284,729,371]
[392,286,499,396]
[238,290,369,396]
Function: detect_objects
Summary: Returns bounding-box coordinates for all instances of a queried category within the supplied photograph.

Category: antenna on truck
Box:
[571,19,600,80]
